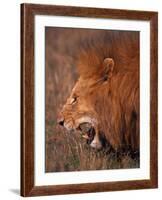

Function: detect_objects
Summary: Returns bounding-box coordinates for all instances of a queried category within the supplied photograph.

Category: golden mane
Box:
[76,31,139,79]
[76,30,140,150]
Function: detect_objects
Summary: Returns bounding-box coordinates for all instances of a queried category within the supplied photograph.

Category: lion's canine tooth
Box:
[82,134,89,139]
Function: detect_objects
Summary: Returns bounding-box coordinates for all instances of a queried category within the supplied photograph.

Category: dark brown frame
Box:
[21,3,158,197]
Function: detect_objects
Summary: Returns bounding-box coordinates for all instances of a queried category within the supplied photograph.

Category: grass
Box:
[45,119,139,172]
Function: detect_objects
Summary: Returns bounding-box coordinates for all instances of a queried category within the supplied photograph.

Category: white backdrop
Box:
[0,0,161,199]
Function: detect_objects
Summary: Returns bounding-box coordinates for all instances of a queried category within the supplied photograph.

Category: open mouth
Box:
[77,122,95,144]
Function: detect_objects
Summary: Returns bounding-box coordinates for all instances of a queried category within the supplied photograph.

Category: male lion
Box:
[58,31,139,152]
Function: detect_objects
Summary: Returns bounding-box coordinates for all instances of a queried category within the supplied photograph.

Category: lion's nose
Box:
[58,120,64,126]
[57,116,64,126]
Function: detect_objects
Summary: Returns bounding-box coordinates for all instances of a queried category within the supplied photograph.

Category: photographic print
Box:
[45,28,140,172]
[21,4,158,196]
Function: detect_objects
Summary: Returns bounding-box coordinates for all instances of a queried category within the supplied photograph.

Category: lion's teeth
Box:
[82,133,89,139]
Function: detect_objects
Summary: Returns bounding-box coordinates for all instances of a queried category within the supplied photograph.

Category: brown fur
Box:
[58,30,139,152]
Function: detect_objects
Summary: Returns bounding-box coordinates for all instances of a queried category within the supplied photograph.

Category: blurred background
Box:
[45,27,139,172]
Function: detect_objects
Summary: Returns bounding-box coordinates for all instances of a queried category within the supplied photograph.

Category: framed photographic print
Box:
[21,3,158,197]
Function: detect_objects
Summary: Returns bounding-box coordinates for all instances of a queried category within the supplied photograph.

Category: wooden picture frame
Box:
[21,3,158,197]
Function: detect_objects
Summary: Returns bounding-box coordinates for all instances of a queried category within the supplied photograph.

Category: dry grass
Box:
[46,124,139,172]
[45,27,139,172]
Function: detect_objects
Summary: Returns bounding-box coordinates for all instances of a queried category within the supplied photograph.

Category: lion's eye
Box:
[70,97,77,104]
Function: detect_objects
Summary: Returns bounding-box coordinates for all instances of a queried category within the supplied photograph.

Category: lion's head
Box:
[58,57,114,149]
[57,31,139,152]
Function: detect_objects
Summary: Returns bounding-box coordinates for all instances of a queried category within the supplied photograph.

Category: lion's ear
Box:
[103,58,114,79]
